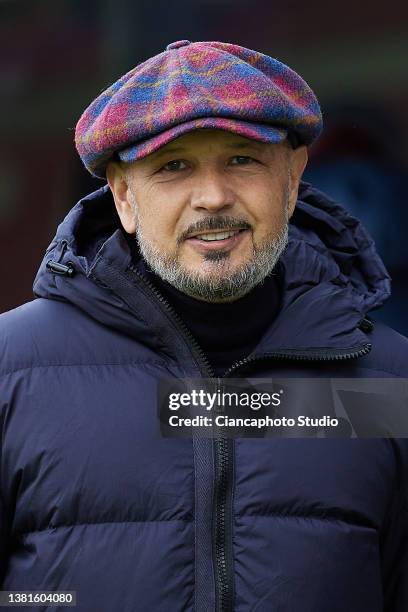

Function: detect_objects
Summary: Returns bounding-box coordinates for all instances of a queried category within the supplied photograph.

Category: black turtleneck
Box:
[135,257,281,376]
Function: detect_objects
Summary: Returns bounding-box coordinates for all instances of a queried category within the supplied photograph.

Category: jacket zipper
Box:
[128,265,235,611]
[127,264,214,376]
[212,424,234,612]
[127,263,372,612]
[222,343,373,378]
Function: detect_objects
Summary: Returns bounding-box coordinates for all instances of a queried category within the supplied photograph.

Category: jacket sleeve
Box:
[381,440,408,611]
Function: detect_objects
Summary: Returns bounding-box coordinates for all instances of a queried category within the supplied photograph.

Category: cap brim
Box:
[117,117,287,165]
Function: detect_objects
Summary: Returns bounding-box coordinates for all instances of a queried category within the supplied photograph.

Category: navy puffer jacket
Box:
[0,182,407,611]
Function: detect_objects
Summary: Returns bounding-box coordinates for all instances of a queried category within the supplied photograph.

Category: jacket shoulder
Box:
[362,318,408,377]
[0,299,82,377]
[0,298,140,379]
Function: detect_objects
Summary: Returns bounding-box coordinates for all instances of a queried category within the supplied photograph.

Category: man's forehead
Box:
[149,130,271,159]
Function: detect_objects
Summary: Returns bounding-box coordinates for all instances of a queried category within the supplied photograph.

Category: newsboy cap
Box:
[75,40,323,178]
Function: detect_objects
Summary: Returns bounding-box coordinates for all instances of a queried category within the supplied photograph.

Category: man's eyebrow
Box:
[150,145,187,159]
[224,141,267,152]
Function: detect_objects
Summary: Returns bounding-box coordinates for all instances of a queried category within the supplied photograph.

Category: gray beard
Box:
[129,188,290,303]
[134,221,288,302]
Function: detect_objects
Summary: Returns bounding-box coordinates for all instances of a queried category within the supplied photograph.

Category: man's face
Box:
[107,129,307,302]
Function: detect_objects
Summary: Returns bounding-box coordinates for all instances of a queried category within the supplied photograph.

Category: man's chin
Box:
[180,258,248,280]
[180,247,251,271]
[169,260,264,302]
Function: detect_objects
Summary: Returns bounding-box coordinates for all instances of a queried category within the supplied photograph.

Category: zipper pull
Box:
[359,317,374,332]
[46,240,75,277]
[46,260,75,277]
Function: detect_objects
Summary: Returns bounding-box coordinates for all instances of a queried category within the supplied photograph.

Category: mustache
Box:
[179,216,252,243]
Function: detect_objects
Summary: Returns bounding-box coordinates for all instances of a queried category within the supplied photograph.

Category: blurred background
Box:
[1,0,407,333]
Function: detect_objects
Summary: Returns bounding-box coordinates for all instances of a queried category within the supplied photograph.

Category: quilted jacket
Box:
[0,182,407,611]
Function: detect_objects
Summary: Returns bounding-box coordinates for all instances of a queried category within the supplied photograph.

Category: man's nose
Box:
[189,168,235,213]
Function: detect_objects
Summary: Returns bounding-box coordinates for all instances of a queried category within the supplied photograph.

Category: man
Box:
[0,40,407,611]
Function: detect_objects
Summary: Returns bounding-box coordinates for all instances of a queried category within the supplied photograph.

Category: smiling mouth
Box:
[184,228,250,254]
[193,229,243,242]
[187,228,248,242]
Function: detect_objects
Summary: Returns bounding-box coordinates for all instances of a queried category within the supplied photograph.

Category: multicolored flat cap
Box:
[75,40,323,178]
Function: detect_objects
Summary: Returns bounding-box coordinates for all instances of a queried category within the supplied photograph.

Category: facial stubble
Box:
[128,188,290,303]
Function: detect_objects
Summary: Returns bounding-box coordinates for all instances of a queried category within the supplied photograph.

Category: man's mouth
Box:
[184,228,250,253]
[194,229,243,242]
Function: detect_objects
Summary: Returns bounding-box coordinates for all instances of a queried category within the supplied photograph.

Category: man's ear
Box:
[287,145,308,218]
[106,161,137,234]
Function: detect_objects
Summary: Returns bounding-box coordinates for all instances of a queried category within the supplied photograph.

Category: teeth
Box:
[197,230,240,241]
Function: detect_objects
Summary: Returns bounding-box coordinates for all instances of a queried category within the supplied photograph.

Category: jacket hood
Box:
[33,181,391,360]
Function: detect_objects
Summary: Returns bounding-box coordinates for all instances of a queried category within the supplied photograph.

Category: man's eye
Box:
[230,156,255,165]
[160,160,187,172]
